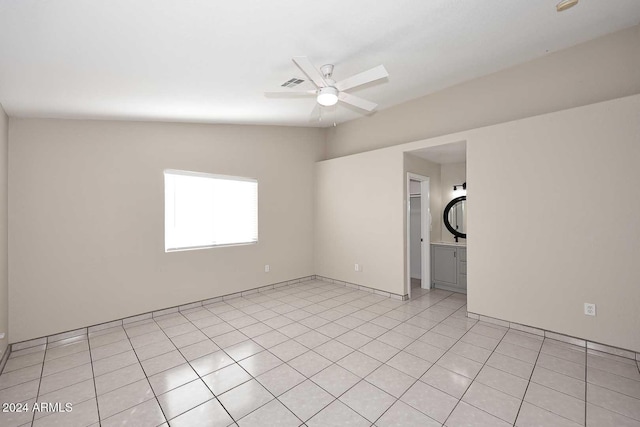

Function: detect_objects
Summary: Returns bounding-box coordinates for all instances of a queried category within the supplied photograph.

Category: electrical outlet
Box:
[354,264,360,272]
[0,332,4,339]
[264,265,270,273]
[584,303,596,316]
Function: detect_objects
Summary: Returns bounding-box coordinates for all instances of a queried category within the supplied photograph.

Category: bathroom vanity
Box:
[431,242,467,293]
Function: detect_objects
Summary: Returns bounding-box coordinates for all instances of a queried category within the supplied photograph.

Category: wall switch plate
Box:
[264,265,270,273]
[354,264,360,272]
[584,303,596,316]
[0,332,4,339]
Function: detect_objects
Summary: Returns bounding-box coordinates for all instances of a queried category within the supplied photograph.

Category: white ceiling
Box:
[410,141,467,165]
[0,1,639,127]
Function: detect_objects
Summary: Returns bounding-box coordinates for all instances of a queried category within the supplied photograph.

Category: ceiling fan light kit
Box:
[317,87,339,106]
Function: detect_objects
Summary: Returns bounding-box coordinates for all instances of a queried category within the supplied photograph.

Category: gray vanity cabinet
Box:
[432,245,457,285]
[457,248,467,289]
[431,244,467,293]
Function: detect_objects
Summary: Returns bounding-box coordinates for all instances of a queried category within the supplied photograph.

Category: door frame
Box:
[406,173,430,298]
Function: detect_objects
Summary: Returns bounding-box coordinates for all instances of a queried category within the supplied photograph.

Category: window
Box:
[164,170,258,251]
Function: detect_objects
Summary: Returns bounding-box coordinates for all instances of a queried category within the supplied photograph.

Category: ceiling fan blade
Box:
[338,92,378,112]
[292,57,328,88]
[264,90,316,97]
[335,65,388,92]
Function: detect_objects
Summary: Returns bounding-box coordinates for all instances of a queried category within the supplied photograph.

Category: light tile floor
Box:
[410,279,430,299]
[1,279,639,426]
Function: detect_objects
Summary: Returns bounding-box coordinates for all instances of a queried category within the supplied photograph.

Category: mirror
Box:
[443,196,466,241]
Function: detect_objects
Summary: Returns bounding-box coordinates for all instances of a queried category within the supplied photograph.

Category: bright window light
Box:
[164,170,258,252]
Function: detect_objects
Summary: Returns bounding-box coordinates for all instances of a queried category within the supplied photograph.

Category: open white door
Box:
[406,173,430,298]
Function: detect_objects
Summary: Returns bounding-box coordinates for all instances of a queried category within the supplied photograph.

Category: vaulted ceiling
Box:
[1,0,639,127]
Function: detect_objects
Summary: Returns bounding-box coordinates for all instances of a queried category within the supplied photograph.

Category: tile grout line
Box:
[20,347,90,384]
[371,312,459,424]
[228,284,454,423]
[516,338,612,426]
[207,283,376,424]
[273,286,458,424]
[526,341,624,425]
[475,334,593,400]
[5,340,105,419]
[85,335,102,426]
[585,393,640,424]
[461,329,591,424]
[530,342,602,424]
[583,353,640,379]
[113,318,172,426]
[218,282,383,424]
[583,349,640,425]
[370,292,473,426]
[583,367,640,399]
[163,292,306,425]
[511,330,545,426]
[440,313,514,426]
[584,345,588,427]
[208,346,301,425]
[529,368,588,401]
[145,314,242,425]
[30,339,49,426]
[143,322,231,423]
[31,379,100,425]
[352,291,464,421]
[265,291,408,423]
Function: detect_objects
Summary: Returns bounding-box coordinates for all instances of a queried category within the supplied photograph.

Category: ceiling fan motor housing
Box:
[320,64,334,79]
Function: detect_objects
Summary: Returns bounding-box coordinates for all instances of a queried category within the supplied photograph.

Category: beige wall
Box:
[0,104,7,358]
[9,119,324,343]
[316,94,640,352]
[468,95,640,352]
[325,24,640,159]
[315,150,405,295]
[314,151,447,297]
[440,162,466,243]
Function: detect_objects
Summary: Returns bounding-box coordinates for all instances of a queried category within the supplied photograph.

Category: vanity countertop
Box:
[431,241,467,247]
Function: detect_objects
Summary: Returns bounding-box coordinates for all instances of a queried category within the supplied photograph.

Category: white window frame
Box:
[164,169,258,252]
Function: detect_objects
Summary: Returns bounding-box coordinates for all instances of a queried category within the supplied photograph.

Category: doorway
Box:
[406,173,430,299]
[406,141,467,296]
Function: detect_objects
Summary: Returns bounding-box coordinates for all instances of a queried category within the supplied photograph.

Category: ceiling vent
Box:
[281,78,305,88]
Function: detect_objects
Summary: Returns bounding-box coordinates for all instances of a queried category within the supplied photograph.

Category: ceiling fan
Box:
[266,57,389,113]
